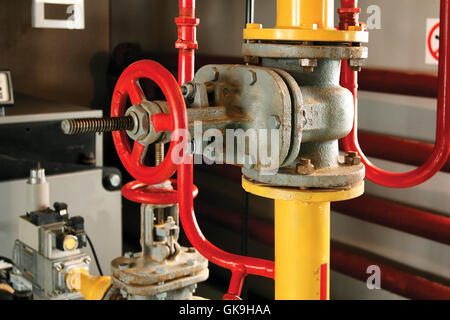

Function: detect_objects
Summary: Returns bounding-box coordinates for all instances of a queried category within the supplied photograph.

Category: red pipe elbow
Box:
[340,0,450,188]
[175,0,275,299]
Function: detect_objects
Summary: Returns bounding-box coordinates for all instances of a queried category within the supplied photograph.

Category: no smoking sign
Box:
[426,18,440,65]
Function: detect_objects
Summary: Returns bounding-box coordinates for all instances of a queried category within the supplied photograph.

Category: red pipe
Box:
[197,164,450,246]
[176,0,274,300]
[358,69,439,98]
[178,157,275,291]
[175,0,449,298]
[351,131,450,174]
[340,0,450,188]
[176,0,199,86]
[331,247,450,300]
[338,0,360,31]
[196,201,450,300]
[332,195,450,246]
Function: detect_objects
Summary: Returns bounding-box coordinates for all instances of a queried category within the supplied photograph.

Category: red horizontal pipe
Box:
[359,69,438,98]
[332,195,450,245]
[351,131,450,174]
[199,164,450,246]
[331,246,450,300]
[196,201,450,300]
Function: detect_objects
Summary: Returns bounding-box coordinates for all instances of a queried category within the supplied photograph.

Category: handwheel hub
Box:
[125,101,164,144]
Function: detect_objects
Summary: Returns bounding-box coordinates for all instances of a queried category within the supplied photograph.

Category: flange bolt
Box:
[345,151,361,165]
[296,158,315,175]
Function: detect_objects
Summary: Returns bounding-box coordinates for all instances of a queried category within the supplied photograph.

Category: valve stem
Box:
[155,143,165,166]
[61,117,135,135]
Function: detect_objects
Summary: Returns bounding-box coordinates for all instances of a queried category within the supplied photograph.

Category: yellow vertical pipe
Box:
[276,0,301,28]
[275,199,330,300]
[276,0,335,30]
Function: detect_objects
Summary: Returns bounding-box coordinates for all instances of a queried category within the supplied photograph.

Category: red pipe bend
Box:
[178,158,275,280]
[176,0,274,299]
[340,0,450,188]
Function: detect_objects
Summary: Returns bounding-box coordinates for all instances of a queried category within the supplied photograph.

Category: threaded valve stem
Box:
[61,117,135,135]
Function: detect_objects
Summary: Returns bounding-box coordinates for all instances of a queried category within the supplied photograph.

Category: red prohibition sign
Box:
[428,22,440,61]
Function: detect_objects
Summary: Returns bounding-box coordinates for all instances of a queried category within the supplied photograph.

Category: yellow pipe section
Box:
[242,177,364,300]
[243,0,368,42]
[276,0,335,30]
[276,0,301,28]
[275,199,329,300]
[66,268,111,300]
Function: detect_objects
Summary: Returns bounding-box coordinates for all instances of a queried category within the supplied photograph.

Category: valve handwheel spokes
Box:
[111,60,187,186]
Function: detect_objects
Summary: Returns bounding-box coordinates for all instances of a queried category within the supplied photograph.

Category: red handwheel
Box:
[111,60,188,185]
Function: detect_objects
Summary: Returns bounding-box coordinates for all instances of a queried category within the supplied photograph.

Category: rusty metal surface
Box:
[187,106,248,132]
[243,162,365,188]
[188,56,364,188]
[270,68,304,168]
[193,64,292,169]
[111,247,208,297]
[243,43,368,60]
[112,269,208,298]
[110,201,208,299]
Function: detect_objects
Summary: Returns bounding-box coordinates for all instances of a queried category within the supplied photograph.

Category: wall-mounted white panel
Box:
[32,0,85,30]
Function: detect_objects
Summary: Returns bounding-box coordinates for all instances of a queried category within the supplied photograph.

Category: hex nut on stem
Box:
[181,82,196,99]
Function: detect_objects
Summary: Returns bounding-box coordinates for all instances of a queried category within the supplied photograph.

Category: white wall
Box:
[112,0,440,73]
[357,0,440,73]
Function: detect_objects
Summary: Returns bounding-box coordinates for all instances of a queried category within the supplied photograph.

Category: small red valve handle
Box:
[111,60,188,186]
[122,179,198,205]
